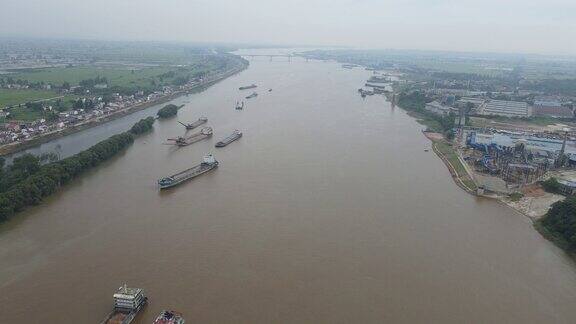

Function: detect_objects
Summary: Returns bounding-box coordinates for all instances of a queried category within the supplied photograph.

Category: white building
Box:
[479,100,530,117]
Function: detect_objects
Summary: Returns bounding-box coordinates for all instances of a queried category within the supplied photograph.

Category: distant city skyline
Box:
[1,0,576,55]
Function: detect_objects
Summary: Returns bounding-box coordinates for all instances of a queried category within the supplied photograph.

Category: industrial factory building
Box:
[469,132,576,161]
[478,99,531,117]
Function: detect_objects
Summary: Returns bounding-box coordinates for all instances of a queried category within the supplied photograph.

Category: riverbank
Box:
[0,60,248,157]
[392,96,562,223]
[423,132,477,194]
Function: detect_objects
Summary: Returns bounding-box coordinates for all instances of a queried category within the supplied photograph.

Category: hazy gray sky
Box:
[2,0,576,55]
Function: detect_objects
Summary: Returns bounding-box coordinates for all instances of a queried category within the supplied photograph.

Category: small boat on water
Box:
[245,92,258,99]
[158,154,219,189]
[239,84,257,90]
[235,101,245,110]
[100,284,147,324]
[165,127,212,146]
[153,310,185,324]
[179,117,207,130]
[268,88,272,92]
[215,130,242,148]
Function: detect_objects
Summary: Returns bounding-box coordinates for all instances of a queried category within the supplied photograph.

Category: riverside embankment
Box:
[0,58,248,157]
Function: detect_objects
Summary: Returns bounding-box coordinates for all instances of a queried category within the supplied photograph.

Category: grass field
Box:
[9,66,175,87]
[0,92,78,121]
[0,89,59,108]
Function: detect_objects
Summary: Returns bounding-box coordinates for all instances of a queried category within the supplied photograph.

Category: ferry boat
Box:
[153,310,185,324]
[179,117,208,130]
[166,127,212,147]
[215,130,242,147]
[239,84,257,90]
[158,154,218,189]
[245,92,258,99]
[101,284,147,324]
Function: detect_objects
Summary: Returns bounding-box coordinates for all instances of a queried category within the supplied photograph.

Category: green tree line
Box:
[0,117,155,222]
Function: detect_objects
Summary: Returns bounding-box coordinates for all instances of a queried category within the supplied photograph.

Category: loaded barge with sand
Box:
[166,127,213,147]
[179,117,208,130]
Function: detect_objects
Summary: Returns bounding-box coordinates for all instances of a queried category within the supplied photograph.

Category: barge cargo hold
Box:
[215,130,242,147]
[166,127,213,147]
[239,84,257,90]
[101,284,147,324]
[153,310,186,324]
[179,117,208,130]
[158,154,218,189]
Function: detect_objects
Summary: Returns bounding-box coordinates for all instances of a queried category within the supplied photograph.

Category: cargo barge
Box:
[166,127,212,147]
[239,84,257,90]
[101,284,147,324]
[153,310,186,324]
[215,130,242,147]
[179,117,208,130]
[158,154,218,189]
[245,92,258,99]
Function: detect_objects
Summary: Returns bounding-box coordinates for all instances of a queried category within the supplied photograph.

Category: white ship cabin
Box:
[113,284,145,310]
[203,154,216,164]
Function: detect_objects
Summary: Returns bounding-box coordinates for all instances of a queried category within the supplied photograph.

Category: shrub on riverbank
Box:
[0,117,155,222]
[539,197,576,251]
[542,177,562,194]
[157,104,179,119]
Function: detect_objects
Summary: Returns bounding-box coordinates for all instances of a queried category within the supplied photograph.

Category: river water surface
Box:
[1,51,576,323]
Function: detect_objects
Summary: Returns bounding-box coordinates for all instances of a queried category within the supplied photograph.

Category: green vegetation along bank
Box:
[157,104,180,119]
[0,117,155,222]
[396,91,456,137]
[538,197,576,253]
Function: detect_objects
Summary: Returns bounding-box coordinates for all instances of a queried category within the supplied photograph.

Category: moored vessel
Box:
[239,84,257,90]
[153,310,185,324]
[245,92,258,99]
[158,154,219,189]
[166,127,213,147]
[179,117,208,130]
[101,284,147,324]
[215,130,242,147]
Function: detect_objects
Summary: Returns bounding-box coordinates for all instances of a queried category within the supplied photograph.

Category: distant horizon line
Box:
[1,34,575,59]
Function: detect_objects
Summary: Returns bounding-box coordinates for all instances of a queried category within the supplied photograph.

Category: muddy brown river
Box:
[1,51,576,323]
